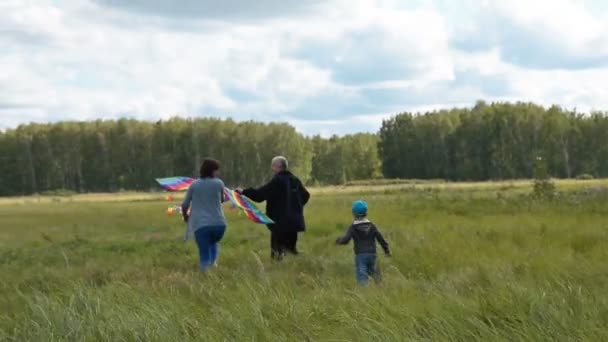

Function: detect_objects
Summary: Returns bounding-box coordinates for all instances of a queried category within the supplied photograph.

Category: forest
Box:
[1,101,607,195]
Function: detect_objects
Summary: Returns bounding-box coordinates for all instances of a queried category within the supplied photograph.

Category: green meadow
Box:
[1,180,608,341]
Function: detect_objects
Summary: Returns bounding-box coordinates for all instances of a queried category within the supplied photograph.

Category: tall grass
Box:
[1,182,608,340]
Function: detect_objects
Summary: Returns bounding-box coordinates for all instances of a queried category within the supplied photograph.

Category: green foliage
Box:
[311,133,381,185]
[2,182,608,340]
[0,119,383,195]
[379,101,608,181]
[533,157,556,199]
[576,173,594,180]
[344,178,445,187]
[2,101,608,195]
[39,189,78,197]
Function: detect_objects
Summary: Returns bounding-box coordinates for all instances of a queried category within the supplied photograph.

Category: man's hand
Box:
[182,214,189,223]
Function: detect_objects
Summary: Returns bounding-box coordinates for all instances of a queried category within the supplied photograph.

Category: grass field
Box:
[1,180,608,341]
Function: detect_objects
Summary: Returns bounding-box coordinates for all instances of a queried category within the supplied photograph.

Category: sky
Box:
[1,0,608,136]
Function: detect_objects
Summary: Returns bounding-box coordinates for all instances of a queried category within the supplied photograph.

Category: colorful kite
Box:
[155,177,195,191]
[156,177,273,225]
[223,188,274,225]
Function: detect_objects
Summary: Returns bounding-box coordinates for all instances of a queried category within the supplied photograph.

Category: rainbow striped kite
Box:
[156,177,273,225]
[155,177,195,191]
[223,188,274,224]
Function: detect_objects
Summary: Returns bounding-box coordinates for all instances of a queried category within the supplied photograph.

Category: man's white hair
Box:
[271,156,288,170]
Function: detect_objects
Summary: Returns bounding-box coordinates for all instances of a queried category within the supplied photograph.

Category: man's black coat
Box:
[242,171,310,233]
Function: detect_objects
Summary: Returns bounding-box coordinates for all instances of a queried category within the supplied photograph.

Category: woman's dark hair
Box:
[200,159,220,178]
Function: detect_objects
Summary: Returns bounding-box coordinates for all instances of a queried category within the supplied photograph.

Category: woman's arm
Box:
[219,180,229,203]
[181,186,193,221]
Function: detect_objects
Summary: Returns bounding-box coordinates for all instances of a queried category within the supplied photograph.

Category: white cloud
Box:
[450,0,608,69]
[1,0,608,134]
[493,0,604,49]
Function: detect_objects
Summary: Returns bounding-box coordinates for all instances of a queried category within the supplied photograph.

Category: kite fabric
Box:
[223,188,275,225]
[156,176,273,225]
[155,177,195,191]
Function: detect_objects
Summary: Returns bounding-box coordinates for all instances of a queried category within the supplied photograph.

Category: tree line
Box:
[0,118,379,195]
[1,101,607,196]
[379,101,608,180]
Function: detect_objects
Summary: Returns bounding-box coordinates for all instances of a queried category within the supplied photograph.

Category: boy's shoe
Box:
[372,268,382,283]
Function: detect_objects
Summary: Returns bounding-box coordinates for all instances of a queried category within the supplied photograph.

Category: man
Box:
[238,156,310,260]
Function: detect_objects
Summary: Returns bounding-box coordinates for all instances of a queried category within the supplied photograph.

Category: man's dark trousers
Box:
[270,230,298,259]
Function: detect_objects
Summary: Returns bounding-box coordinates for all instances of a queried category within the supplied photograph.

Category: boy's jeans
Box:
[355,253,378,285]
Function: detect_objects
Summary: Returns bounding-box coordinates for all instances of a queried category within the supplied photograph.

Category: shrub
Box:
[40,189,77,197]
[533,157,556,199]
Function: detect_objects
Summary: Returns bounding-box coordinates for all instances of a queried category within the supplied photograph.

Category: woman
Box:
[181,159,227,271]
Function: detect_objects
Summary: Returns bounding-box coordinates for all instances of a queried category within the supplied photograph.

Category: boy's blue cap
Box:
[352,200,368,216]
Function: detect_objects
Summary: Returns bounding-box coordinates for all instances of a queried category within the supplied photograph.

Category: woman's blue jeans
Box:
[194,225,226,271]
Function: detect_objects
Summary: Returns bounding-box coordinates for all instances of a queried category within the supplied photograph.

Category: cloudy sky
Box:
[2,0,608,135]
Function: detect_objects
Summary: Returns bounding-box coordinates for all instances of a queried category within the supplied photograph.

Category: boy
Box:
[336,200,391,285]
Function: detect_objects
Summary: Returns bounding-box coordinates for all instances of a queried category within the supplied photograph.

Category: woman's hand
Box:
[235,187,244,193]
